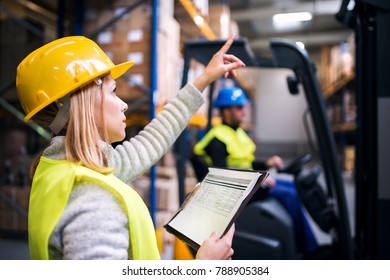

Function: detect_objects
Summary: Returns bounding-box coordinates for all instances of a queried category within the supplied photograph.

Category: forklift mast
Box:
[337,0,390,259]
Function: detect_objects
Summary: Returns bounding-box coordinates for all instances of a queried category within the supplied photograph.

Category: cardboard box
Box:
[344,146,355,172]
[130,175,179,212]
[115,75,149,103]
[208,4,231,39]
[110,4,152,31]
[0,186,29,232]
[156,178,179,212]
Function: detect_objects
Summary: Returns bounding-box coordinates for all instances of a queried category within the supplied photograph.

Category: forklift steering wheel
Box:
[277,154,312,175]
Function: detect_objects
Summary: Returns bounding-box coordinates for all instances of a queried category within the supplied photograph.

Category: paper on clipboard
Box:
[164,167,269,250]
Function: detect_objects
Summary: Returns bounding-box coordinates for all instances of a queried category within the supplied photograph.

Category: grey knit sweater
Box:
[41,83,205,259]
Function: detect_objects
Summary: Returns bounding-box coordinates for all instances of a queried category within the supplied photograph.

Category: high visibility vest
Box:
[194,124,256,169]
[28,157,160,260]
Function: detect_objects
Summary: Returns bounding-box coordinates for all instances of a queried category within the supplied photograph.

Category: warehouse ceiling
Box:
[221,0,353,56]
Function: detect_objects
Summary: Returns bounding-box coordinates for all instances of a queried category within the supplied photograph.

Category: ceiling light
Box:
[273,12,313,24]
[193,15,204,26]
[272,12,312,30]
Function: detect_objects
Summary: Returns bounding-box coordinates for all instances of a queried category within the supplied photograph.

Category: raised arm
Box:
[109,34,245,183]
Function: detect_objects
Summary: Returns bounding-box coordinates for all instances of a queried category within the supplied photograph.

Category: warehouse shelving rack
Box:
[0,0,161,224]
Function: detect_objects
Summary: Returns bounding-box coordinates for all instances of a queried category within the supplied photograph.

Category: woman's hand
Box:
[264,176,276,187]
[196,224,235,260]
[193,34,246,92]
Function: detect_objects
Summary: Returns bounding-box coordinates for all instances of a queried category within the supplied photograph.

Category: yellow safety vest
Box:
[28,157,160,260]
[194,124,256,169]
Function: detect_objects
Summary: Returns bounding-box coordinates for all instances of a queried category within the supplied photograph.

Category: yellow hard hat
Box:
[16,36,135,121]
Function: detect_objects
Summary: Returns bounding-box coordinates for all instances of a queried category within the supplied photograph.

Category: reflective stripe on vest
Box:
[194,124,256,169]
[28,157,160,260]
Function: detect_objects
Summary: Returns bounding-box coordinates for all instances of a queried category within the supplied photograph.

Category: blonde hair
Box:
[65,78,113,174]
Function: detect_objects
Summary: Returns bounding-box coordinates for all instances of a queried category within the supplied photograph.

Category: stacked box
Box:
[344,146,355,172]
[155,177,179,212]
[85,1,181,127]
[130,164,179,213]
[319,38,355,93]
[157,14,181,107]
[91,5,152,103]
[0,186,29,232]
[207,3,231,39]
[329,45,344,86]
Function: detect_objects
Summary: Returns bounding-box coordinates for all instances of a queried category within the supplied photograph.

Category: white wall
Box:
[254,68,309,143]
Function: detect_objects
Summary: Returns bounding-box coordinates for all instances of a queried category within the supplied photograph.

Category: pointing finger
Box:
[218,34,236,54]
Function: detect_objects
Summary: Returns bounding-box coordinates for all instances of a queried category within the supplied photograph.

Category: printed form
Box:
[165,167,265,247]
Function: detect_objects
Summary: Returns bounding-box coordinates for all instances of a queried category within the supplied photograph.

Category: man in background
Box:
[193,86,319,255]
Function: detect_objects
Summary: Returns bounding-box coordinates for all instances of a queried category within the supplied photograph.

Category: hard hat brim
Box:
[111,61,136,80]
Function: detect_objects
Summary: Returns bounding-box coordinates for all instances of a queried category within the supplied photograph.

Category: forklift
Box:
[175,0,390,259]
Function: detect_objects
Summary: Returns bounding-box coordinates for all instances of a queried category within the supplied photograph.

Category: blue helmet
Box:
[214,86,250,108]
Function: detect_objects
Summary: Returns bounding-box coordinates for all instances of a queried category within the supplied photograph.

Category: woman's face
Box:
[94,74,128,143]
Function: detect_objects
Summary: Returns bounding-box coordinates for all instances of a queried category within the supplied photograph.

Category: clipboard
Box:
[164,167,269,251]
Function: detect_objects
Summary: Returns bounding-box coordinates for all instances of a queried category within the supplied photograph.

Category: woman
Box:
[16,35,245,260]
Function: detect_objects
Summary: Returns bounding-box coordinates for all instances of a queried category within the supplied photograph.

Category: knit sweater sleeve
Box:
[109,83,205,183]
